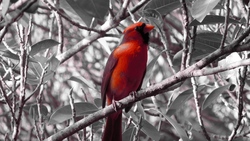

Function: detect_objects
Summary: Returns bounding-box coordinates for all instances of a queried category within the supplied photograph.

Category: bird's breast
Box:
[108,43,147,100]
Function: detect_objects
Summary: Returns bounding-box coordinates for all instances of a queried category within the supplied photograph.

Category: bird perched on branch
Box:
[101,22,154,141]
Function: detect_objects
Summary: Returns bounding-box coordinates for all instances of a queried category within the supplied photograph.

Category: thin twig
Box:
[0,76,16,122]
[56,0,150,63]
[192,77,210,141]
[68,88,82,140]
[189,25,210,140]
[0,0,37,43]
[24,63,48,103]
[133,115,142,141]
[36,84,45,140]
[68,88,76,123]
[180,0,190,70]
[219,0,230,48]
[55,0,64,54]
[41,0,102,33]
[192,58,250,77]
[13,25,28,140]
[228,60,247,141]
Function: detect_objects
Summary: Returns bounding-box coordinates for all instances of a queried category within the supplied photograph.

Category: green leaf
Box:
[202,84,231,110]
[30,39,59,56]
[167,86,206,116]
[191,0,220,22]
[61,0,109,26]
[190,15,240,26]
[163,115,189,141]
[49,102,98,124]
[145,0,181,15]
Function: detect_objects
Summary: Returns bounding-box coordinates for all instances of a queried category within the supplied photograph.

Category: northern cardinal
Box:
[101,22,154,141]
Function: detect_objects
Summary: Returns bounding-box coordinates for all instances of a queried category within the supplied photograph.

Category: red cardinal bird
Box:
[101,22,154,141]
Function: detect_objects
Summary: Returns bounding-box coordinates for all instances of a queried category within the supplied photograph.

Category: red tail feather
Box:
[102,111,122,141]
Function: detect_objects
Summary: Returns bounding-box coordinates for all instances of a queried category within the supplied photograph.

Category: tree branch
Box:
[56,0,151,64]
[45,27,250,140]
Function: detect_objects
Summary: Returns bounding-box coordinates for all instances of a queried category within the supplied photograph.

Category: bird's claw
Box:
[112,100,121,112]
[130,91,137,100]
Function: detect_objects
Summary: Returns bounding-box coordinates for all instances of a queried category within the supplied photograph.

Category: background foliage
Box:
[0,0,250,141]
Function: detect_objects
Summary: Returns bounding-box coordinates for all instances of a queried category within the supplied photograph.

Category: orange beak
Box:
[144,24,154,33]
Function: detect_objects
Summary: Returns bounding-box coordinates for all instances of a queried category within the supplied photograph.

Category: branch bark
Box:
[45,26,250,140]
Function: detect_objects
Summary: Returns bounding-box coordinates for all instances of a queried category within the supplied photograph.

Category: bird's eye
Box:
[135,26,140,31]
[141,23,146,29]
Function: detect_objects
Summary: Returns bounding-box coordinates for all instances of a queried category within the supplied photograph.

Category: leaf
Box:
[202,84,231,110]
[29,104,49,121]
[30,39,59,56]
[194,32,223,53]
[0,68,10,80]
[94,98,102,108]
[46,55,60,72]
[167,86,206,116]
[2,0,10,17]
[140,119,160,141]
[145,0,181,15]
[190,15,240,26]
[142,9,163,32]
[27,55,59,85]
[1,51,19,60]
[172,49,183,67]
[29,56,47,77]
[129,112,160,141]
[163,115,189,141]
[142,50,165,88]
[174,32,223,65]
[122,127,135,141]
[191,129,208,141]
[218,53,241,84]
[18,0,39,13]
[60,0,87,25]
[68,76,97,91]
[61,0,109,26]
[9,10,29,27]
[0,50,36,62]
[49,102,98,124]
[191,0,220,22]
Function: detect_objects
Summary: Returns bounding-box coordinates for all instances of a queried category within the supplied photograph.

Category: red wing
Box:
[101,52,118,108]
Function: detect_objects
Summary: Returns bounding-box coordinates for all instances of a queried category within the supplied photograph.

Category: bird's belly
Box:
[108,54,147,100]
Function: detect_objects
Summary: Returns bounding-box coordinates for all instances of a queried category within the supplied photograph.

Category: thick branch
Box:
[45,28,250,140]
